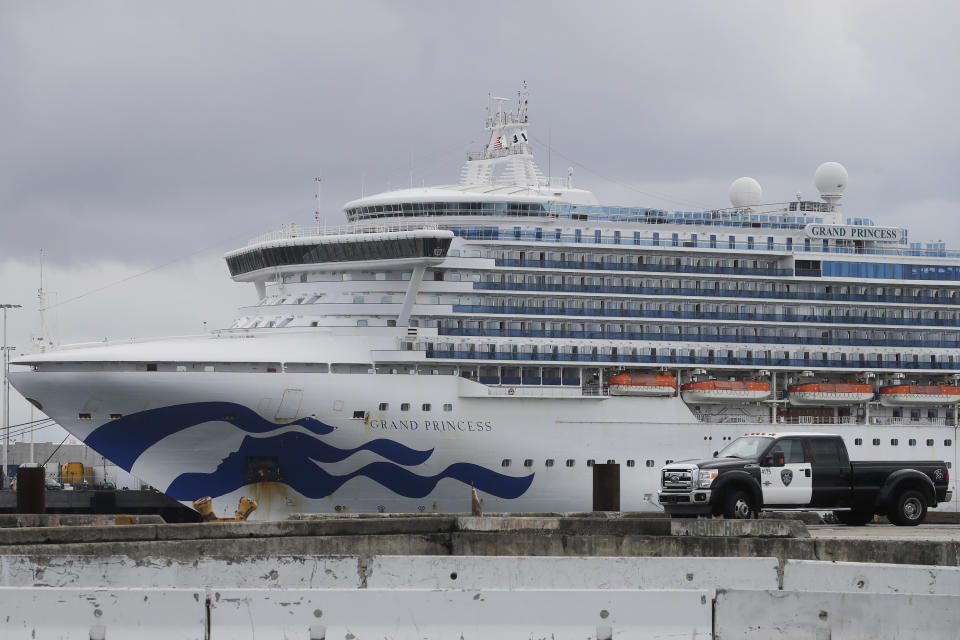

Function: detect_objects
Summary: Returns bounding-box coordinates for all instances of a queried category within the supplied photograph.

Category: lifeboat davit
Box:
[681,380,771,404]
[879,385,960,407]
[609,373,676,397]
[788,383,874,406]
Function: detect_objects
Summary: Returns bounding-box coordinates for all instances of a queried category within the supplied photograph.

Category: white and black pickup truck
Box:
[658,432,952,525]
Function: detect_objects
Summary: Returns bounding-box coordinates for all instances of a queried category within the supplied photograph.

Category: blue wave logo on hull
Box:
[83,402,534,501]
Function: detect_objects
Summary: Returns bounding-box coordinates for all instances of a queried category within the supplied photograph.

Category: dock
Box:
[1,513,959,638]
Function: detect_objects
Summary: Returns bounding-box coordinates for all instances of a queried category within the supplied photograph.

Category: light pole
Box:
[1,303,21,490]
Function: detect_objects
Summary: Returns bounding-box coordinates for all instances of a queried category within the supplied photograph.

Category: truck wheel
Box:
[890,489,927,526]
[722,490,755,519]
[834,510,874,526]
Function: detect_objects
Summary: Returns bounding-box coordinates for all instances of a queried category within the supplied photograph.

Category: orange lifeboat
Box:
[609,373,676,397]
[879,385,960,407]
[681,380,771,404]
[788,383,873,406]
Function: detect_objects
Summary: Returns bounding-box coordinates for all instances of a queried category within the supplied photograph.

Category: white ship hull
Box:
[879,394,960,407]
[10,335,960,519]
[681,390,771,403]
[609,385,675,397]
[788,392,875,406]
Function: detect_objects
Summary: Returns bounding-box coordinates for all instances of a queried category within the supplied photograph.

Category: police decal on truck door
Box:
[760,437,813,505]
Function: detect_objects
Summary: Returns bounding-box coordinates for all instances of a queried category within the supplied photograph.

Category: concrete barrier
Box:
[366,555,781,591]
[671,518,809,538]
[0,554,363,589]
[209,588,713,640]
[0,586,205,640]
[714,589,960,639]
[783,559,960,595]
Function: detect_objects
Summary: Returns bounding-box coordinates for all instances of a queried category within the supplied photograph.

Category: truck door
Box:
[807,436,851,507]
[760,438,813,506]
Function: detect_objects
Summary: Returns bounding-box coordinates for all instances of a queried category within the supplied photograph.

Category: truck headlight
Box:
[698,469,718,488]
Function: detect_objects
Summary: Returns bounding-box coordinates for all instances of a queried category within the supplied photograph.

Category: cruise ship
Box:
[10,90,960,518]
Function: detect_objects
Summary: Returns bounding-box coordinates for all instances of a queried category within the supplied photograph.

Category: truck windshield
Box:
[717,436,774,459]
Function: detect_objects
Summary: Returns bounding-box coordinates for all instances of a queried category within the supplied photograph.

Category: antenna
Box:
[314,175,322,225]
[37,249,50,353]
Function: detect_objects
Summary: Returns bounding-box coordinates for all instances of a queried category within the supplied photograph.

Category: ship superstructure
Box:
[10,89,959,518]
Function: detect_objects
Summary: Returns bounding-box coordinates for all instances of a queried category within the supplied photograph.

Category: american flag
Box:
[492,137,502,150]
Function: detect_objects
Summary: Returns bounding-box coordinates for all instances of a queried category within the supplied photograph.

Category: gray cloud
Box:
[2,0,959,438]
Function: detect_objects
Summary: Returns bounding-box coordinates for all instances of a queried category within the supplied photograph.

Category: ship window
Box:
[387,320,396,327]
[352,410,365,419]
[375,272,386,280]
[927,439,935,446]
[378,403,388,411]
[146,363,157,372]
[310,321,318,327]
[430,296,440,304]
[78,413,92,420]
[909,439,917,446]
[524,459,533,468]
[545,459,555,467]
[176,365,187,372]
[401,272,412,281]
[854,438,862,446]
[443,403,452,411]
[204,365,215,372]
[353,295,364,303]
[606,459,616,465]
[501,459,511,467]
[627,460,636,467]
[342,273,353,281]
[381,296,391,303]
[946,439,953,446]
[110,413,122,420]
[872,438,880,446]
[666,459,674,464]
[565,459,575,467]
[891,439,899,446]
[645,460,656,467]
[356,320,368,327]
[422,403,431,411]
[586,459,594,467]
[471,274,481,282]
[401,403,410,411]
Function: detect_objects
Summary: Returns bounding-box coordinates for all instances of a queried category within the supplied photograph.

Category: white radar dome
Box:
[729,177,763,209]
[814,162,848,197]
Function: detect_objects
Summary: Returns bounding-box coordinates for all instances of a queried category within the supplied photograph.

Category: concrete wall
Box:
[3,555,960,638]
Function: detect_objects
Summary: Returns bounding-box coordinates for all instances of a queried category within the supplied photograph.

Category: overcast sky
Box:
[2,1,959,437]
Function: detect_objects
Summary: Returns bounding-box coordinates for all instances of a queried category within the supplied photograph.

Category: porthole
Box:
[946,439,953,446]
[109,413,123,420]
[626,460,636,467]
[872,439,880,446]
[545,459,555,467]
[501,459,511,468]
[352,410,365,419]
[854,438,862,446]
[586,459,594,467]
[645,460,656,467]
[606,459,615,465]
[422,403,432,411]
[378,402,389,411]
[401,403,410,411]
[78,413,92,420]
[523,459,533,468]
[665,459,674,464]
[908,439,916,446]
[927,439,935,446]
[891,439,899,446]
[443,403,453,412]
[565,459,575,467]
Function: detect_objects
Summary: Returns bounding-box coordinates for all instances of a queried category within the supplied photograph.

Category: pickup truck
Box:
[658,432,952,525]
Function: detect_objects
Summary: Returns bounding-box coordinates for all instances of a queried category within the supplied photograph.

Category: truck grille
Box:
[661,468,695,491]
